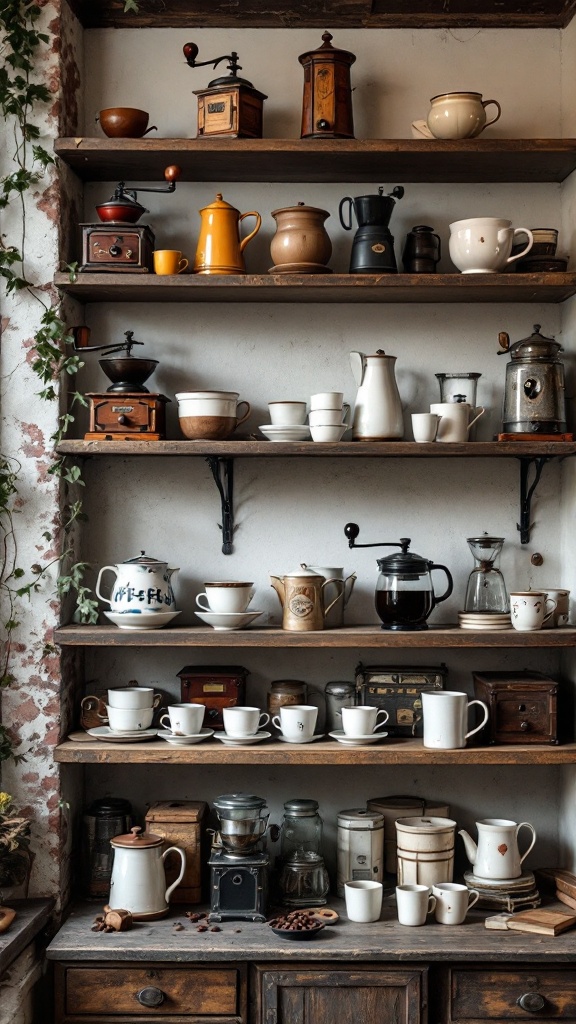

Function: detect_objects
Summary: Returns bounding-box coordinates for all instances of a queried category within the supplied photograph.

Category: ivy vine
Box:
[0,2,99,761]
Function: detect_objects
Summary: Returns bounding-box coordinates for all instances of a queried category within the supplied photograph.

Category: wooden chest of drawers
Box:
[443,968,576,1022]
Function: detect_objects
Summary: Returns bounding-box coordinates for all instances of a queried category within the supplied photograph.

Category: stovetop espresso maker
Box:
[339,185,404,273]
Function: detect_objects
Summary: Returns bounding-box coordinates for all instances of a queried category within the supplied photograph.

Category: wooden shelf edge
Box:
[54,734,576,765]
[53,624,576,648]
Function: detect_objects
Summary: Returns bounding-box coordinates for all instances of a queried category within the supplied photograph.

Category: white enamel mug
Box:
[430,403,485,442]
[345,880,383,922]
[449,218,533,273]
[433,882,480,924]
[422,690,489,749]
[396,884,436,926]
[510,591,556,631]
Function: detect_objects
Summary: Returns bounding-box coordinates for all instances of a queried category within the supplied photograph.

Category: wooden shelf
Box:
[55,138,576,183]
[54,272,576,305]
[65,2,576,31]
[53,624,576,648]
[56,439,576,458]
[55,733,576,765]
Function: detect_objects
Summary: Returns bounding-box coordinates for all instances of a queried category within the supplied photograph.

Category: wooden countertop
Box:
[0,899,54,975]
[46,900,576,963]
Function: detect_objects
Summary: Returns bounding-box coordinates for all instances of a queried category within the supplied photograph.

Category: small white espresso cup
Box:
[268,401,307,425]
[396,884,436,926]
[196,582,254,613]
[422,690,489,749]
[430,403,485,443]
[433,882,480,925]
[412,412,439,442]
[344,880,383,923]
[310,391,344,410]
[105,705,154,732]
[223,706,270,737]
[107,687,160,710]
[272,704,317,741]
[160,703,205,735]
[449,217,533,273]
[341,705,389,736]
[510,591,556,631]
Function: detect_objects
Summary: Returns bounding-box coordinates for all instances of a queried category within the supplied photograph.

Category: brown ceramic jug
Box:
[270,203,332,270]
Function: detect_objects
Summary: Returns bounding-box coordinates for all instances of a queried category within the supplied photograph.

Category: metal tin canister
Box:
[267,680,308,716]
[325,681,356,732]
[367,796,450,874]
[337,808,384,896]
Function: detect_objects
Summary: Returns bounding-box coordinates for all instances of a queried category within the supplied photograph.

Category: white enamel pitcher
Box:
[96,550,180,614]
[109,827,186,919]
[458,818,536,879]
[350,349,404,440]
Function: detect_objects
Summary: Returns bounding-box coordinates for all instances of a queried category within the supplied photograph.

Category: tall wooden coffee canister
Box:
[395,815,457,886]
[298,32,356,139]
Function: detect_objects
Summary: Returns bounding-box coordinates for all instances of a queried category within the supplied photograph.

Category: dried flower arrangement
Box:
[0,792,32,890]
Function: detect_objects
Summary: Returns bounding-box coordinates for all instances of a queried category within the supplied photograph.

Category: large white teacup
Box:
[430,402,485,443]
[449,218,533,273]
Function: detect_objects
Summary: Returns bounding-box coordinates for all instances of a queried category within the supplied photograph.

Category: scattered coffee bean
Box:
[210,925,221,932]
[173,923,184,931]
[197,924,208,932]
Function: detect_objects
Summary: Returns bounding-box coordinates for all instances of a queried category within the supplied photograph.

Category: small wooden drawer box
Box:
[448,967,576,1021]
[472,671,562,745]
[145,800,207,904]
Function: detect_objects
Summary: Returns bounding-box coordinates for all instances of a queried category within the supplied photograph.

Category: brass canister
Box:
[267,679,308,716]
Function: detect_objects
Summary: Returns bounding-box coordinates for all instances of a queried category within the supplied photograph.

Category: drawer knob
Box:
[137,986,165,1007]
[518,992,546,1013]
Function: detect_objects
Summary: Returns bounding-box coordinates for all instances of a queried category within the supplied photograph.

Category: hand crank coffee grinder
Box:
[497,323,571,440]
[183,41,267,138]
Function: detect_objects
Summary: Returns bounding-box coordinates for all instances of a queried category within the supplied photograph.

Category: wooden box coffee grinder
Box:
[73,326,170,441]
[178,665,249,730]
[145,801,208,904]
[183,42,267,138]
[298,32,356,139]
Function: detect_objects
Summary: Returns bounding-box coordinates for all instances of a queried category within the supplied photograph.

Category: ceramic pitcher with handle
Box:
[459,818,536,879]
[350,349,404,440]
[109,827,186,919]
[194,192,261,274]
[270,567,345,631]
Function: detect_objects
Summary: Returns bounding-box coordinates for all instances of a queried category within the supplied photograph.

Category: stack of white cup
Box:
[105,686,161,732]
[309,392,349,442]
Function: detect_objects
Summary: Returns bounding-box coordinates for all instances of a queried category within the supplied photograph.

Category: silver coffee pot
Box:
[497,323,567,434]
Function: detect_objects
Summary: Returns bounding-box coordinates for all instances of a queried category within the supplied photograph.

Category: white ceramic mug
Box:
[427,92,501,140]
[341,705,389,736]
[105,705,154,732]
[449,218,533,273]
[540,588,570,628]
[272,704,318,741]
[196,582,254,613]
[160,703,205,736]
[310,391,343,410]
[422,690,489,749]
[412,412,440,442]
[344,880,383,923]
[223,706,270,737]
[396,884,436,926]
[510,591,556,631]
[433,882,480,924]
[268,401,307,425]
[107,687,161,710]
[430,403,485,442]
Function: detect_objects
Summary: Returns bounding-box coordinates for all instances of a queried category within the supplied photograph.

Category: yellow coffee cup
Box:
[153,250,189,275]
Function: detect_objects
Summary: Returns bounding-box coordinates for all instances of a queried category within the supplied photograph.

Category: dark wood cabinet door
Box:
[252,964,427,1024]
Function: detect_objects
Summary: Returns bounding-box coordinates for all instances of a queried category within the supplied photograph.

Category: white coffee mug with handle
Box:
[449,218,533,273]
[430,403,485,443]
[422,690,489,749]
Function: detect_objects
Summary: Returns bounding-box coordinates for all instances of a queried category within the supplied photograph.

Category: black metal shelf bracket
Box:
[206,456,235,554]
[517,456,549,544]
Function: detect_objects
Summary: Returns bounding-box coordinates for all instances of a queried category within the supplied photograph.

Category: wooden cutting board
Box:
[506,908,576,936]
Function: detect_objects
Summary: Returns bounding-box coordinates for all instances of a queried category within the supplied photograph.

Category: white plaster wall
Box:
[71,24,576,877]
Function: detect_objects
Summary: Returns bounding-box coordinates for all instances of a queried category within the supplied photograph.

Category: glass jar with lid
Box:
[280,798,323,861]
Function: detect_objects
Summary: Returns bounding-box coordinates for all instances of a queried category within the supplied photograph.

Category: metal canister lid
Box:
[325,681,356,698]
[283,798,319,816]
[395,815,457,832]
[337,808,384,830]
[213,793,267,813]
[87,797,132,817]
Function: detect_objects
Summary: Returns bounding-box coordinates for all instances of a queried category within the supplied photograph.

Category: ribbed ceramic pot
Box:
[270,203,332,267]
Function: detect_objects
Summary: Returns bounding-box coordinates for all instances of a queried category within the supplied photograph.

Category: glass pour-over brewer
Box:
[464,535,508,613]
[345,524,453,630]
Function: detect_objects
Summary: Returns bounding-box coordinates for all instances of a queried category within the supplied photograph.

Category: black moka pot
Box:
[345,523,453,630]
[339,186,404,273]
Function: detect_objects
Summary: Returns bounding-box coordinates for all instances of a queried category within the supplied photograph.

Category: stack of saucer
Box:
[458,611,511,630]
[259,424,311,442]
[464,870,540,912]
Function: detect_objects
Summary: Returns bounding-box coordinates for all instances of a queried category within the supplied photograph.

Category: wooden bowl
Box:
[97,107,153,138]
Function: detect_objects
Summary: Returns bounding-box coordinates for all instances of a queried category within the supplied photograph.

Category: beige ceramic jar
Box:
[270,203,332,269]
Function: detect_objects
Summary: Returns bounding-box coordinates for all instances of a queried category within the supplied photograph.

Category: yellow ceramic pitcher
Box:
[194,192,261,274]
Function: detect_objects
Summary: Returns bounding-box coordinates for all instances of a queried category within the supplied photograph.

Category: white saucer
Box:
[259,424,311,442]
[87,726,158,742]
[329,730,389,746]
[195,609,263,631]
[214,731,271,746]
[104,610,181,630]
[277,733,325,744]
[157,728,214,745]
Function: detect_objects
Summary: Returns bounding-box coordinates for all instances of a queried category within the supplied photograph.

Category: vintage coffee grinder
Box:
[339,187,405,273]
[298,32,356,139]
[497,324,571,439]
[183,42,267,138]
[73,326,170,440]
[79,165,180,273]
[208,793,270,922]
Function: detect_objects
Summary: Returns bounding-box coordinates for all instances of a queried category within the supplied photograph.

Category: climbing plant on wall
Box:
[0,1,98,761]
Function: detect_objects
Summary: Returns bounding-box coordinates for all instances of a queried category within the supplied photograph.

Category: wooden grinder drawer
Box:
[450,969,576,1021]
[63,964,241,1017]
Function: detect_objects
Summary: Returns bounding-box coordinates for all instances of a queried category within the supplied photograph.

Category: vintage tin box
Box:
[472,670,565,745]
[355,663,447,736]
[145,800,208,904]
[178,665,248,730]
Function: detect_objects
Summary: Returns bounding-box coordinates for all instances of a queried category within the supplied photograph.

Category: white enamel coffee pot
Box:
[96,550,180,614]
[350,349,404,440]
[109,826,186,919]
[458,818,536,879]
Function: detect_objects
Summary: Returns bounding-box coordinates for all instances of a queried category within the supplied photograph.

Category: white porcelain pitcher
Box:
[109,827,186,919]
[350,349,404,440]
[96,550,179,614]
[458,818,536,880]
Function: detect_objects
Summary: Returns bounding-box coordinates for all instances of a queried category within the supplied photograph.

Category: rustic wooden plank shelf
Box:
[54,271,576,305]
[53,624,576,648]
[56,440,576,458]
[55,733,576,765]
[55,137,576,183]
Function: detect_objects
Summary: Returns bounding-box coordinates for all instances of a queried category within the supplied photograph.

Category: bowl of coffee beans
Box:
[267,910,325,940]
